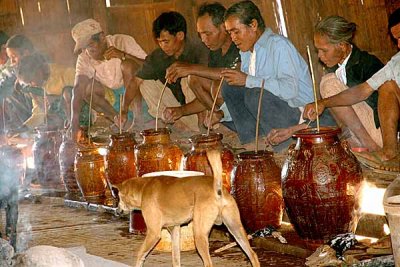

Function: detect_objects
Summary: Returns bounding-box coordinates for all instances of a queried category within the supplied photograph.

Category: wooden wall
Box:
[0,0,398,83]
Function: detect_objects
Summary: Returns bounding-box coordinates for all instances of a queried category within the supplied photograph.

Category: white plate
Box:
[142,170,204,178]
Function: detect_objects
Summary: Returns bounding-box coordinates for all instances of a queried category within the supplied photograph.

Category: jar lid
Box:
[189,132,223,143]
[238,150,273,159]
[140,127,171,136]
[293,126,341,138]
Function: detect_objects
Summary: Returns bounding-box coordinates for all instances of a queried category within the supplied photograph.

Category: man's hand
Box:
[266,128,295,146]
[165,62,193,83]
[162,107,183,124]
[103,46,125,60]
[114,112,128,128]
[221,69,247,86]
[303,101,326,121]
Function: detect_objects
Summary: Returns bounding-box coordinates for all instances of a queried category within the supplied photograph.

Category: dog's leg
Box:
[222,204,260,267]
[170,225,181,267]
[193,210,215,267]
[135,228,161,267]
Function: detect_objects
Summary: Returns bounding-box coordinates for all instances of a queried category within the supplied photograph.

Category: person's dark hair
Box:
[153,11,187,39]
[198,2,226,27]
[17,52,49,84]
[224,0,265,31]
[5,34,35,54]
[388,8,400,43]
[0,31,9,46]
[315,16,356,45]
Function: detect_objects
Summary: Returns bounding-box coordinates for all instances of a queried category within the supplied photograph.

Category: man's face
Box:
[391,23,400,49]
[314,33,346,68]
[156,30,184,58]
[197,14,226,51]
[85,33,107,60]
[225,15,257,52]
[6,48,24,66]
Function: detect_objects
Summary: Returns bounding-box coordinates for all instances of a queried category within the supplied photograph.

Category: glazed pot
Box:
[106,132,137,187]
[59,133,80,196]
[233,150,283,232]
[74,143,108,202]
[183,133,234,192]
[32,127,62,189]
[281,127,363,243]
[135,128,183,176]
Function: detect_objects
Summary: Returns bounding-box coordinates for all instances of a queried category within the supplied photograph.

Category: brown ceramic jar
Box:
[135,128,183,176]
[233,150,283,232]
[183,133,234,192]
[32,127,63,188]
[106,132,137,186]
[59,133,80,196]
[282,127,363,243]
[74,143,108,202]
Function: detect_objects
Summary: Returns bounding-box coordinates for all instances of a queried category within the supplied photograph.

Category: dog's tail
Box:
[206,149,223,199]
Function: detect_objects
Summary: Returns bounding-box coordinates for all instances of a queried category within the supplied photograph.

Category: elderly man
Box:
[162,2,239,128]
[221,1,318,151]
[70,19,147,140]
[304,8,400,172]
[117,11,209,132]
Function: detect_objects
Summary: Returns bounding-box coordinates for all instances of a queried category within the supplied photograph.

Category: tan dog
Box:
[114,150,260,267]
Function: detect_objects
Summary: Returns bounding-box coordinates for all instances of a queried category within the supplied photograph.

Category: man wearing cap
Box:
[70,18,147,141]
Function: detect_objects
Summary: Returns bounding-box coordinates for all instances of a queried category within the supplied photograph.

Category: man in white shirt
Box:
[70,19,147,141]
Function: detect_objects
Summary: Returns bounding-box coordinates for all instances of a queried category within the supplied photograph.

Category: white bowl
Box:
[142,170,204,178]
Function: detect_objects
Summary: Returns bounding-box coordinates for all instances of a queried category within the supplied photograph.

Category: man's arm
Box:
[304,82,374,120]
[165,61,226,83]
[70,75,90,141]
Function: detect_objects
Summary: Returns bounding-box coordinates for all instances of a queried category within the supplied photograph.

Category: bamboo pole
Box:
[206,77,224,136]
[255,79,265,153]
[87,71,96,144]
[306,45,320,132]
[155,79,169,131]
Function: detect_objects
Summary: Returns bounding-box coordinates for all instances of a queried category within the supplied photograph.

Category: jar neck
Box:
[142,133,171,144]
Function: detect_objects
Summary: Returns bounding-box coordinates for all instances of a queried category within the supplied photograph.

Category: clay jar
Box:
[233,150,283,232]
[184,133,234,192]
[106,132,137,187]
[135,128,183,176]
[32,127,62,189]
[59,133,80,196]
[132,128,183,234]
[74,143,108,202]
[281,127,363,243]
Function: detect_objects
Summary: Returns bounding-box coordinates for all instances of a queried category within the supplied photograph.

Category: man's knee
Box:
[320,73,347,99]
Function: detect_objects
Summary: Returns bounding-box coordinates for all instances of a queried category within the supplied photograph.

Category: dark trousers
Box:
[222,83,301,150]
[0,190,18,251]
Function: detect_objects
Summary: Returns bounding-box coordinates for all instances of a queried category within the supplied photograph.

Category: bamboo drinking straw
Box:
[2,99,5,133]
[206,77,225,136]
[87,70,96,144]
[255,79,265,153]
[43,88,48,127]
[119,94,123,134]
[306,45,320,132]
[155,79,169,131]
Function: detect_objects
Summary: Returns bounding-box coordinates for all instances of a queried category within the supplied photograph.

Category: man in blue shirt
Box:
[221,0,314,151]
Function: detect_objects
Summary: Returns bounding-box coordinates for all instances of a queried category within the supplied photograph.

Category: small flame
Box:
[359,181,386,216]
[384,223,391,235]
